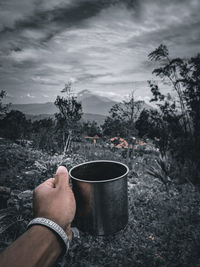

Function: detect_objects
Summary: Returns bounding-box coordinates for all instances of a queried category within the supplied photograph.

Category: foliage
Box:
[0,85,84,154]
[102,92,141,165]
[136,109,174,156]
[137,44,200,183]
[54,83,83,150]
[146,154,172,191]
[0,139,200,266]
[66,183,200,267]
[0,45,200,266]
[102,114,124,137]
[102,92,141,138]
[0,139,85,190]
[0,90,10,120]
[0,110,31,141]
[135,109,150,138]
[30,118,58,153]
[0,190,32,243]
[81,120,101,137]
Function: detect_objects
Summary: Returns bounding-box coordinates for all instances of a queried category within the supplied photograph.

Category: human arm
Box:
[0,166,76,267]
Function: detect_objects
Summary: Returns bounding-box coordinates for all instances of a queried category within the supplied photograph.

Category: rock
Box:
[128,182,136,190]
[23,170,39,177]
[0,186,11,195]
[11,190,21,197]
[18,190,33,200]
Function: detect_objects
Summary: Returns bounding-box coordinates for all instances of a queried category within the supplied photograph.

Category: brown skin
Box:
[0,166,76,267]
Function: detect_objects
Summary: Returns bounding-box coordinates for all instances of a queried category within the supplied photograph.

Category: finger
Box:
[55,166,70,190]
[41,178,55,188]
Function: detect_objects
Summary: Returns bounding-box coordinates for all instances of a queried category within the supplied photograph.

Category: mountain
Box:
[11,102,57,115]
[77,89,114,103]
[77,89,117,115]
[82,113,106,125]
[10,90,153,124]
[11,90,117,116]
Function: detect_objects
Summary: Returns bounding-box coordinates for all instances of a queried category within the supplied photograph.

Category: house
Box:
[85,135,99,143]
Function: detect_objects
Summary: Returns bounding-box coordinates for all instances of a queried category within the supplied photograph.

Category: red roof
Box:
[85,135,99,139]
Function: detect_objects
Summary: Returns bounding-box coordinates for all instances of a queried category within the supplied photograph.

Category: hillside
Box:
[11,90,117,116]
[11,90,153,124]
[25,113,106,125]
[77,89,117,115]
[11,102,57,115]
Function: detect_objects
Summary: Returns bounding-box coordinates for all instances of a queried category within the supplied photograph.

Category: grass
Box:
[0,139,200,266]
[65,175,200,267]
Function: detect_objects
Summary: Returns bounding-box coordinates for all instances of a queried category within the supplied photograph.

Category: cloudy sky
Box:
[0,0,200,104]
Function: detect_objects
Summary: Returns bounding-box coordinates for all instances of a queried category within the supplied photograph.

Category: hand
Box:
[33,166,76,240]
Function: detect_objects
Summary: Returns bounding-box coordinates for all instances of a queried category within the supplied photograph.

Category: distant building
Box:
[85,135,99,144]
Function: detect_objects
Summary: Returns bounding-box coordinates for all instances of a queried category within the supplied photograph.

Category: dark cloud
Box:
[0,0,200,103]
[0,0,138,35]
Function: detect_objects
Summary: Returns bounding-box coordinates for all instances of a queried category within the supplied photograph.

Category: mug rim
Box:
[69,160,129,183]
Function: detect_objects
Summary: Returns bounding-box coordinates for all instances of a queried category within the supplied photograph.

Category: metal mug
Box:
[69,160,129,235]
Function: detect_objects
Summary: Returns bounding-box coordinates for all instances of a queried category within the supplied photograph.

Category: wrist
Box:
[28,225,63,251]
[28,225,63,261]
[0,224,63,267]
[28,217,70,255]
[34,215,71,239]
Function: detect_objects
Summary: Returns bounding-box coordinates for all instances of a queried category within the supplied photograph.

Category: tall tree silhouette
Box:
[103,92,141,164]
[54,82,82,154]
[0,90,10,119]
[148,44,200,183]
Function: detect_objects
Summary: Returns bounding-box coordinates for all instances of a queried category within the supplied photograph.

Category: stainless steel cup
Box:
[69,160,129,235]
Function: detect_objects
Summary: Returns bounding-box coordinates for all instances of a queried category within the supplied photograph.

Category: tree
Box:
[180,54,200,151]
[136,109,150,138]
[31,118,56,153]
[82,120,101,137]
[0,90,10,119]
[148,44,191,133]
[102,92,141,164]
[136,108,176,156]
[102,115,125,137]
[0,110,30,140]
[54,82,82,153]
[148,44,200,183]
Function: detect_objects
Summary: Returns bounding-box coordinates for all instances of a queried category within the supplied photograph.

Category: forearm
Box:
[0,225,63,267]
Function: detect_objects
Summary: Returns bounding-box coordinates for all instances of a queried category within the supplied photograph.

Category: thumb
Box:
[55,166,70,189]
